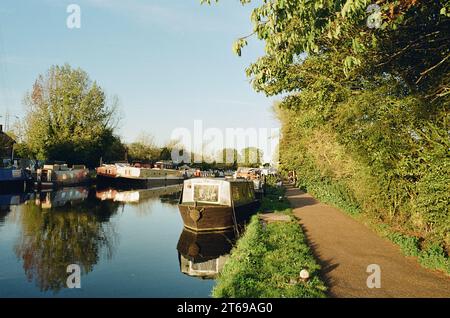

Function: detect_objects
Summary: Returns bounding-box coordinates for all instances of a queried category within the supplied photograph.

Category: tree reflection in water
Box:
[14,188,120,293]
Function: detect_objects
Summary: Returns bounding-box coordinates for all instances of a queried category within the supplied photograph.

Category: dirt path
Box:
[286,185,450,298]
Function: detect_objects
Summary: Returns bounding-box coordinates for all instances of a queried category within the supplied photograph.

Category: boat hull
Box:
[97,174,184,189]
[36,179,91,190]
[0,168,32,193]
[178,200,260,232]
[35,166,91,190]
[0,179,30,194]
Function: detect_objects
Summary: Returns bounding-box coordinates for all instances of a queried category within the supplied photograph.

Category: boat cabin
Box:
[234,167,262,180]
[180,178,255,207]
[178,178,260,232]
[154,161,175,170]
[37,164,89,188]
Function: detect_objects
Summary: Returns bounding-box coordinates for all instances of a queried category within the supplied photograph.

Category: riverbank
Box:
[212,185,327,298]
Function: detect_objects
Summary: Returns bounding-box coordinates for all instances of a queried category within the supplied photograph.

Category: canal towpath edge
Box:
[285,185,450,298]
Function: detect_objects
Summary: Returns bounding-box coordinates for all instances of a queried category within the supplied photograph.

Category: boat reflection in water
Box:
[177,229,236,280]
[96,184,182,205]
[1,183,218,297]
[35,187,89,209]
[0,192,31,225]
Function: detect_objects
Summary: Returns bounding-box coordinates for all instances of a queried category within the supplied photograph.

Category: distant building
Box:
[0,124,15,158]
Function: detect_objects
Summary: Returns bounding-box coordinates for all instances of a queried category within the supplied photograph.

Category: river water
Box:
[0,185,235,297]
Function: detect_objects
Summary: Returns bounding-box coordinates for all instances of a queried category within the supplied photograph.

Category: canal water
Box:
[0,185,235,297]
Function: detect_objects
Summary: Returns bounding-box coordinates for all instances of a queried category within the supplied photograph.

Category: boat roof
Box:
[237,167,260,172]
[101,163,130,167]
[185,177,251,184]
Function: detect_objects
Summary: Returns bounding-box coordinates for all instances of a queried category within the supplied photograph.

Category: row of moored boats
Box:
[1,158,273,233]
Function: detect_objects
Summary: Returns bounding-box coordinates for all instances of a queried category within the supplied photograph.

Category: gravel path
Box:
[286,185,450,298]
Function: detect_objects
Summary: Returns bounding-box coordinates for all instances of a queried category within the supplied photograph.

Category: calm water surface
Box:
[0,185,234,297]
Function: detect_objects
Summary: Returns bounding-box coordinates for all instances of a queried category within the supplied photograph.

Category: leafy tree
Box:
[0,131,15,158]
[241,147,263,168]
[127,132,159,163]
[158,147,171,161]
[218,148,240,169]
[203,0,449,100]
[4,122,31,159]
[160,139,184,162]
[22,64,125,167]
[202,0,450,268]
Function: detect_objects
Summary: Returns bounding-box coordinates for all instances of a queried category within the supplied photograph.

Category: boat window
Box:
[193,184,219,203]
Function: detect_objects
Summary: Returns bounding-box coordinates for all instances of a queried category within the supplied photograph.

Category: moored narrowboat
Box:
[0,159,32,193]
[0,125,33,193]
[96,163,185,188]
[36,164,90,189]
[178,178,260,232]
[235,167,266,199]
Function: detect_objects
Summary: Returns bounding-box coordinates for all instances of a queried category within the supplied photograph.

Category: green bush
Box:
[261,183,291,214]
[387,233,420,257]
[277,82,450,274]
[418,245,450,273]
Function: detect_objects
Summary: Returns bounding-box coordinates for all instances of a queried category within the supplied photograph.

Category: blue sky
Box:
[0,0,279,161]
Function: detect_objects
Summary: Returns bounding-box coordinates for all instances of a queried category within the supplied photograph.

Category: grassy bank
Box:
[212,185,327,298]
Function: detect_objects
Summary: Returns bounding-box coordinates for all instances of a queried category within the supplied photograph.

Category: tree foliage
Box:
[22,64,126,167]
[127,132,160,163]
[218,148,240,168]
[203,0,450,270]
[204,0,449,99]
[241,146,263,167]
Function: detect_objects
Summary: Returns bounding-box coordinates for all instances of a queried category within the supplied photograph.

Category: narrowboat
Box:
[96,163,185,188]
[177,228,235,279]
[178,178,260,232]
[36,164,90,189]
[0,159,32,193]
[234,167,266,199]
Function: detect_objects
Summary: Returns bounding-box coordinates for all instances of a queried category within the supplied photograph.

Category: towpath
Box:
[285,185,450,298]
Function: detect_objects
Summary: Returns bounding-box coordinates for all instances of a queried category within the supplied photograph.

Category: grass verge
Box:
[212,185,327,298]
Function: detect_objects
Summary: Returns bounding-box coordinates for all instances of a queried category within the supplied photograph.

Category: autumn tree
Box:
[22,64,126,167]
